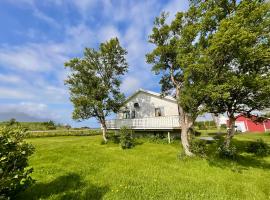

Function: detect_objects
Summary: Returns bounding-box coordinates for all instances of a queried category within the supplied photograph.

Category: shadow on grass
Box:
[205,138,270,173]
[16,173,109,200]
[207,155,270,173]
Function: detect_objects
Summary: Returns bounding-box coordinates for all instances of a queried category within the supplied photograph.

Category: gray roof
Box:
[125,88,177,103]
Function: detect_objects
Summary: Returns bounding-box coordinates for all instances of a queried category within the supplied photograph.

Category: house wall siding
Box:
[117,92,178,119]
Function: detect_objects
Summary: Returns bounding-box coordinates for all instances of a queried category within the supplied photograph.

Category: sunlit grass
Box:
[16,134,270,200]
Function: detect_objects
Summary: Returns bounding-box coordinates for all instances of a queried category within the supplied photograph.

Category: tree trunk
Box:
[100,119,108,143]
[178,105,194,156]
[224,116,235,148]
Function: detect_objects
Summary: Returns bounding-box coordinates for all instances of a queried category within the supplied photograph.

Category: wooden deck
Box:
[105,115,180,130]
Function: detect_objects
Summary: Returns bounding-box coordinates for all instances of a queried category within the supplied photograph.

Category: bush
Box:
[6,118,20,127]
[148,135,168,144]
[220,124,227,129]
[213,134,224,140]
[190,139,207,157]
[247,139,269,157]
[111,134,120,144]
[43,120,56,130]
[197,123,207,130]
[217,144,238,159]
[0,126,35,199]
[119,127,134,149]
[192,130,201,137]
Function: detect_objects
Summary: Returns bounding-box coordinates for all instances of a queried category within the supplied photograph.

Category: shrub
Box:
[213,134,224,141]
[111,134,120,144]
[192,130,201,137]
[190,139,207,157]
[43,120,56,130]
[0,126,35,199]
[6,118,20,127]
[220,124,227,129]
[119,126,134,149]
[197,123,207,130]
[106,132,120,144]
[148,135,168,144]
[217,144,238,159]
[247,139,269,157]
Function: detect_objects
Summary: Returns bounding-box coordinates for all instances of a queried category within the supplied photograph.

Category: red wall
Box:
[236,116,268,132]
[265,120,270,130]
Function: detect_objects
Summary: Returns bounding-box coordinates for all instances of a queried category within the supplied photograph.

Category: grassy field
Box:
[16,133,270,200]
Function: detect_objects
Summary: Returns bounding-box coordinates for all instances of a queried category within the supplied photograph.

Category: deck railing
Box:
[105,115,180,130]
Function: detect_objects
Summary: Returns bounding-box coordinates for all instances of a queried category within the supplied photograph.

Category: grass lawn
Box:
[16,134,270,200]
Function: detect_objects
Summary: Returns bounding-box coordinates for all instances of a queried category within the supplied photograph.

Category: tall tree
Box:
[146,10,202,156]
[65,38,128,142]
[146,0,243,155]
[202,0,270,148]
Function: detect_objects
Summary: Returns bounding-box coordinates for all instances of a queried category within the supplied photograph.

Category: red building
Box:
[235,115,270,133]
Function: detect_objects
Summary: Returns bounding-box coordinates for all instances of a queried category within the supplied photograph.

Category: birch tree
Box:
[65,38,128,142]
[146,11,202,156]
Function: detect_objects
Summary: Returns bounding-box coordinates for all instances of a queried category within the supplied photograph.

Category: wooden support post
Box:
[168,132,171,144]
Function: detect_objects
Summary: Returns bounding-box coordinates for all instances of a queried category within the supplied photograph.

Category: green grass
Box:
[16,134,270,200]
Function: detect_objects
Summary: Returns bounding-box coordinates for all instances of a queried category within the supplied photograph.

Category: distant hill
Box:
[0,111,50,122]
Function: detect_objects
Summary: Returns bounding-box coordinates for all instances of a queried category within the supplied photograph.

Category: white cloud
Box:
[163,0,189,22]
[0,87,34,99]
[0,45,57,71]
[0,102,60,121]
[121,76,141,94]
[98,25,121,42]
[0,0,189,125]
[32,8,60,28]
[7,0,35,5]
[0,74,22,84]
[0,23,96,105]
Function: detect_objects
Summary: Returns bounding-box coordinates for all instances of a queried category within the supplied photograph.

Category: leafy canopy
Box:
[65,38,128,122]
[0,126,35,199]
[202,0,270,117]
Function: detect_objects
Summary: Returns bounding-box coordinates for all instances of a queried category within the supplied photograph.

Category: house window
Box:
[134,103,140,109]
[155,107,164,117]
[123,111,130,119]
[131,110,136,119]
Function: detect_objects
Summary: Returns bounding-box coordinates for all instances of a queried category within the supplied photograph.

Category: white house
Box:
[105,89,180,130]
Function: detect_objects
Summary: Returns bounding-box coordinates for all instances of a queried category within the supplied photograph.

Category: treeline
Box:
[0,119,75,131]
[194,121,226,130]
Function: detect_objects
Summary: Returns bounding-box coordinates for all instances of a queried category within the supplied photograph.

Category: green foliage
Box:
[43,120,56,130]
[217,144,238,160]
[26,130,101,138]
[111,134,120,144]
[195,121,216,130]
[0,121,70,131]
[6,118,19,126]
[148,135,168,144]
[200,0,270,136]
[0,126,35,199]
[65,38,128,130]
[247,139,269,157]
[146,10,204,119]
[106,132,120,144]
[119,127,134,149]
[191,130,201,137]
[220,124,227,129]
[190,139,207,157]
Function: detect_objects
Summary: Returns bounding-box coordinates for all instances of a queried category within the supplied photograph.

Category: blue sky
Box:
[0,0,189,127]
